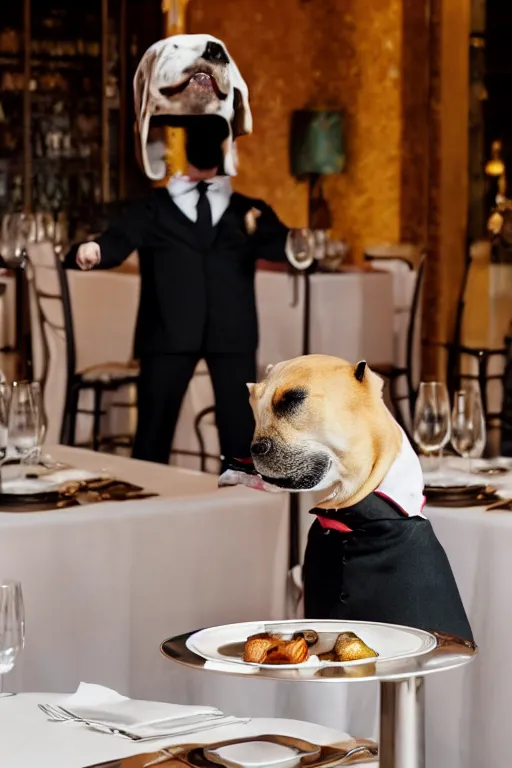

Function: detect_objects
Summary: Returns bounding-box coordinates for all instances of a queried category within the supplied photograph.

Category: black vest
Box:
[303,493,473,641]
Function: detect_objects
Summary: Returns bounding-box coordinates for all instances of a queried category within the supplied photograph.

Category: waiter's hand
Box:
[76,242,101,270]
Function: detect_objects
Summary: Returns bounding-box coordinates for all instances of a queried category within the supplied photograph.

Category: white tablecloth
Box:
[0,448,289,708]
[63,269,395,468]
[424,501,512,768]
[0,694,366,768]
[256,270,395,369]
[172,270,395,471]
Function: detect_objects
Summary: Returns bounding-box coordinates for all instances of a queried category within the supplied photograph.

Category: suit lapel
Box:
[154,189,254,250]
[213,193,252,246]
[154,189,199,249]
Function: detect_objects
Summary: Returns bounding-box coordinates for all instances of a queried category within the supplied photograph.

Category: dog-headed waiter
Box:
[65,34,312,467]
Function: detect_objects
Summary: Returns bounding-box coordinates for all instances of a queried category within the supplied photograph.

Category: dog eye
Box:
[273,387,307,417]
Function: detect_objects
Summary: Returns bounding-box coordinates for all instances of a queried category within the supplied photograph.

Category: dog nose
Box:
[251,438,272,457]
[202,41,229,64]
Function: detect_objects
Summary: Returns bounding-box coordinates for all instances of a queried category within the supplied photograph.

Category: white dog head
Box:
[134,34,252,180]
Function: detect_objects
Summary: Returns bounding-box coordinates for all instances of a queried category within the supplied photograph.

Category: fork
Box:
[38,703,246,742]
[38,703,143,740]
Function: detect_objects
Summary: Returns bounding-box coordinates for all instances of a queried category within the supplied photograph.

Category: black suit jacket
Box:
[65,188,290,357]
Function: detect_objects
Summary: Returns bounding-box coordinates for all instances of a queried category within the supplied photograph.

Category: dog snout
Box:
[202,41,229,64]
[251,438,272,457]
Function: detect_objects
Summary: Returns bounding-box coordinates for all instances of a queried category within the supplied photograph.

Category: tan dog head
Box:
[248,355,402,507]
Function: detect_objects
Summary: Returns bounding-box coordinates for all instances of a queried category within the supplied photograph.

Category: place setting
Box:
[0,380,157,511]
[413,380,512,509]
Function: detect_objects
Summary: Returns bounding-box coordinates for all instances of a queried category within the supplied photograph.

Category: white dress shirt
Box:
[166,174,312,270]
[167,174,232,225]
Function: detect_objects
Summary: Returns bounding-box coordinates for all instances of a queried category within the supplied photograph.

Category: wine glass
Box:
[0,580,25,697]
[27,382,45,465]
[0,384,10,488]
[3,214,30,265]
[451,383,486,473]
[8,382,39,474]
[287,228,316,267]
[413,382,452,469]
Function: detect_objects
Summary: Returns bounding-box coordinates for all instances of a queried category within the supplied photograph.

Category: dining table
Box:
[422,458,512,768]
[0,447,289,707]
[0,449,502,768]
[62,266,396,470]
[0,693,374,768]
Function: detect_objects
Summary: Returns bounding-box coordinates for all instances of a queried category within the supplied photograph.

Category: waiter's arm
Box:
[251,202,313,270]
[64,197,154,270]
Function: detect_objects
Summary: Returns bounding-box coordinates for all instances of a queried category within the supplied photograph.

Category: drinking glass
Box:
[288,228,316,267]
[0,384,10,488]
[413,382,452,468]
[8,382,39,472]
[27,382,45,465]
[3,213,30,265]
[451,383,486,473]
[0,580,25,696]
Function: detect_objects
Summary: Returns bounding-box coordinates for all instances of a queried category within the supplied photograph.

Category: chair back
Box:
[405,253,427,417]
[364,242,417,271]
[26,242,75,444]
[365,244,425,423]
[446,239,488,396]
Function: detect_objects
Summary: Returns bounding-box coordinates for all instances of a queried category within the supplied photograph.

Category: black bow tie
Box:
[196,181,213,248]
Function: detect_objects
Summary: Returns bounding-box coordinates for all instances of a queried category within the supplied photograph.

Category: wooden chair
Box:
[369,253,427,437]
[429,242,507,424]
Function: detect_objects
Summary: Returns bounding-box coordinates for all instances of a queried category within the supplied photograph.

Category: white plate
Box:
[187,619,437,669]
[206,742,300,768]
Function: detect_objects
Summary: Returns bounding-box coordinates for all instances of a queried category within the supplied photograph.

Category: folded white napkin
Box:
[422,469,476,488]
[2,469,100,496]
[204,660,258,675]
[46,683,243,739]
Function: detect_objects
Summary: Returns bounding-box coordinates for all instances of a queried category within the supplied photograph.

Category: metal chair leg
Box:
[63,387,80,446]
[477,351,489,421]
[92,385,103,452]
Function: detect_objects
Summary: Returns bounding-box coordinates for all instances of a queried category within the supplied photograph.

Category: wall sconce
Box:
[290,110,345,230]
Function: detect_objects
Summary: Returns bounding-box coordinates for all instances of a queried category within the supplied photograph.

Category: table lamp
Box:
[290,110,345,229]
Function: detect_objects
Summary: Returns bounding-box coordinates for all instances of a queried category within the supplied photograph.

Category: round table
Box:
[161,628,477,768]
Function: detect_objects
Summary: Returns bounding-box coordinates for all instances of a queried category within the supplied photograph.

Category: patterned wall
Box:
[188,0,471,377]
[188,0,403,260]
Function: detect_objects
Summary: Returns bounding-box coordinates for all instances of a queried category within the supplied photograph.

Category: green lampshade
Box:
[290,110,345,176]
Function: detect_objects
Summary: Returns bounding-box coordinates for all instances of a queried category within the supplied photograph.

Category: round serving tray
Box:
[161,621,477,683]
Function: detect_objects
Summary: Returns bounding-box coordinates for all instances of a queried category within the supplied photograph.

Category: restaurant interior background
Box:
[1,4,512,767]
[0,0,512,455]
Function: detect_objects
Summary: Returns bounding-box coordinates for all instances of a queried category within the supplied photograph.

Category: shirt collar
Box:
[167,173,233,199]
[315,428,425,530]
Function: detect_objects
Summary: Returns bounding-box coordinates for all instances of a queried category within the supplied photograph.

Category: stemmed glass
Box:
[8,382,39,475]
[2,214,31,266]
[0,580,25,697]
[451,383,486,474]
[287,228,316,267]
[413,382,452,469]
[0,384,10,489]
[27,382,45,465]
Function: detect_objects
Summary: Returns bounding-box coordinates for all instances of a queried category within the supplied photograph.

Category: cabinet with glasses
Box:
[0,0,160,245]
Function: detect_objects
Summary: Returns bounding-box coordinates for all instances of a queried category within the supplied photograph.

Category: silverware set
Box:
[38,702,246,742]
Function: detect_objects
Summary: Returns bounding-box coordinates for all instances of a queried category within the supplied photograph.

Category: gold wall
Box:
[188,0,404,259]
[188,0,471,377]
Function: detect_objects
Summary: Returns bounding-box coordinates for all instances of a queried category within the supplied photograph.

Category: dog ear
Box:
[354,360,367,383]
